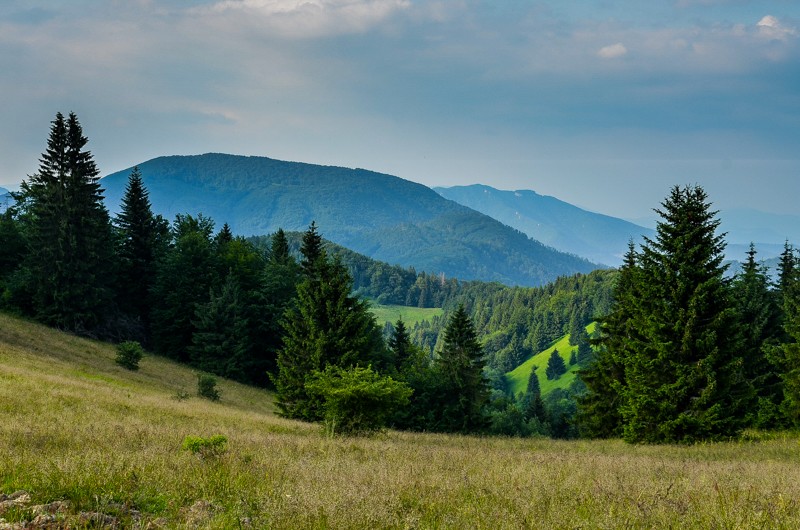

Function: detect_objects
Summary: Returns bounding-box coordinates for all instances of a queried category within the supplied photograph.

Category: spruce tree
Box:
[18,112,115,332]
[576,242,638,438]
[621,185,747,443]
[389,318,412,370]
[779,249,800,425]
[150,214,216,361]
[434,304,490,433]
[545,349,567,380]
[190,273,250,380]
[114,166,161,336]
[730,244,783,426]
[275,224,388,420]
[523,368,547,422]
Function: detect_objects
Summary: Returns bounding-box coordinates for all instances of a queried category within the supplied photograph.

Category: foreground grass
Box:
[2,313,800,528]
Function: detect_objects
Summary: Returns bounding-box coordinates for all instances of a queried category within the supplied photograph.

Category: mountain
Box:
[101,153,598,286]
[434,184,653,266]
[0,187,11,213]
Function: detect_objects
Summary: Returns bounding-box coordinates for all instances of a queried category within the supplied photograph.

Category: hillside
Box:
[100,153,598,286]
[505,323,597,398]
[2,312,800,528]
[435,184,652,266]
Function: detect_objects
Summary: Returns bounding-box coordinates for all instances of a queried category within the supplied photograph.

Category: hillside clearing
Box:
[2,312,800,528]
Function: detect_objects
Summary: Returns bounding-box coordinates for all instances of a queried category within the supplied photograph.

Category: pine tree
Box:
[576,242,638,438]
[434,304,490,433]
[545,349,567,380]
[275,224,388,420]
[523,368,547,422]
[730,243,783,426]
[621,185,747,443]
[190,273,250,380]
[389,318,412,371]
[114,166,161,337]
[300,220,324,277]
[779,248,800,426]
[150,214,216,361]
[17,112,115,332]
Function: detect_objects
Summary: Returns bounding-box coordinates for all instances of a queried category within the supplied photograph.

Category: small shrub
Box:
[115,341,144,370]
[305,365,412,436]
[197,373,220,401]
[182,434,228,458]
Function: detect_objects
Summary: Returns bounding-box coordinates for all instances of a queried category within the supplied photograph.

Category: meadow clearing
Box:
[1,312,800,528]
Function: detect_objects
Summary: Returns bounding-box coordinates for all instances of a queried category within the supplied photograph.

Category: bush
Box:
[182,434,227,458]
[115,341,144,370]
[197,373,220,401]
[305,365,412,436]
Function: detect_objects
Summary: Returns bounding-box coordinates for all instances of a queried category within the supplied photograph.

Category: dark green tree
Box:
[621,185,747,443]
[523,367,547,423]
[388,318,412,371]
[190,273,250,380]
[731,243,784,427]
[545,349,567,380]
[434,304,490,433]
[779,247,800,426]
[576,243,638,439]
[16,112,115,332]
[114,166,163,338]
[275,224,388,420]
[150,214,216,361]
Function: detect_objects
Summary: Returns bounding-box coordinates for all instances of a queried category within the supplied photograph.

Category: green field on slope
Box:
[368,303,443,327]
[505,322,596,397]
[2,312,799,528]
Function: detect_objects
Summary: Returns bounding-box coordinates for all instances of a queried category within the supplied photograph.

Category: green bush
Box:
[182,434,228,458]
[305,365,412,436]
[197,373,220,401]
[115,341,144,370]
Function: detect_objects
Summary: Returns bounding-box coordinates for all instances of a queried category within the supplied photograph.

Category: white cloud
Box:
[597,42,627,59]
[756,15,798,42]
[205,0,411,37]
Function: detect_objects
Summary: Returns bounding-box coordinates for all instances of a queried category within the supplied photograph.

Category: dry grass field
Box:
[2,311,800,528]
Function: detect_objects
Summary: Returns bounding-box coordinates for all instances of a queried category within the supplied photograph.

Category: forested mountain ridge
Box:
[100,153,598,286]
[434,184,653,266]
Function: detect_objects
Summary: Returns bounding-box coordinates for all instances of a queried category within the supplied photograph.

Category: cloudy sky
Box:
[1,0,798,220]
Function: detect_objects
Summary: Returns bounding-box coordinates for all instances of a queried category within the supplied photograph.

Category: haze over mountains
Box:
[434,185,652,266]
[101,153,596,287]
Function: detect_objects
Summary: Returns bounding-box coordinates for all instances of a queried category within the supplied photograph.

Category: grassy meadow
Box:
[2,312,800,528]
[368,303,443,327]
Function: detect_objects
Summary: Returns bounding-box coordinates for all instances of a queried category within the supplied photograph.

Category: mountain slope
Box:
[101,153,597,286]
[434,184,653,266]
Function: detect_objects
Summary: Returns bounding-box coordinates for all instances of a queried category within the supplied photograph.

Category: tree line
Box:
[0,112,494,435]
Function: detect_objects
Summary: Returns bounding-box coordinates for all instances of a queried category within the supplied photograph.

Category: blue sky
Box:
[1,0,798,220]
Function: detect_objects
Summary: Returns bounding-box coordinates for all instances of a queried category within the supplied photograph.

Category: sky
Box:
[1,0,799,221]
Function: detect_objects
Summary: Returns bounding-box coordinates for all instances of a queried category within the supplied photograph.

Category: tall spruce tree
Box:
[275,223,388,420]
[17,112,115,332]
[577,242,642,438]
[731,244,783,426]
[621,185,747,443]
[779,248,800,425]
[114,166,162,338]
[434,304,490,433]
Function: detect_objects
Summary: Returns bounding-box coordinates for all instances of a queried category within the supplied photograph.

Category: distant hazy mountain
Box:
[0,187,11,213]
[721,208,800,246]
[434,184,653,266]
[101,153,598,286]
